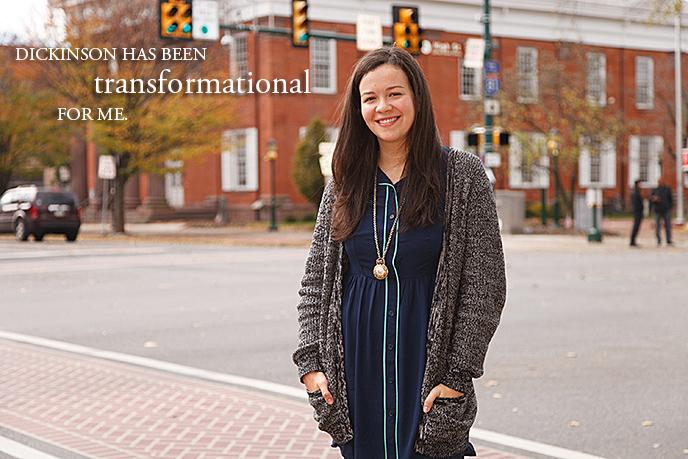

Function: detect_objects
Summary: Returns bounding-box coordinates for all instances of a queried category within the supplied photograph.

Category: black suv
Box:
[0,185,81,242]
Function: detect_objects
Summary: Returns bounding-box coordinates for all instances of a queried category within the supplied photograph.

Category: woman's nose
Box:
[376,98,391,112]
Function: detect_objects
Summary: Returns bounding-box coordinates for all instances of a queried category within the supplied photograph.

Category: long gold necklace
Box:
[372,171,405,280]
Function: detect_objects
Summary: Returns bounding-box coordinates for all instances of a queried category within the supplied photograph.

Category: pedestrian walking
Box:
[629,179,643,247]
[292,47,507,459]
[650,179,673,246]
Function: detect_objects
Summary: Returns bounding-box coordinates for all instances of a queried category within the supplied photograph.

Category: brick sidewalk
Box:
[0,339,527,459]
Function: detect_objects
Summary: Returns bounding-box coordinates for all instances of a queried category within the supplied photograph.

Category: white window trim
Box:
[628,135,662,188]
[635,56,654,110]
[517,47,538,104]
[586,52,607,107]
[221,127,259,192]
[508,132,549,189]
[449,130,466,151]
[310,37,337,95]
[579,136,616,189]
[229,33,249,80]
[459,60,481,101]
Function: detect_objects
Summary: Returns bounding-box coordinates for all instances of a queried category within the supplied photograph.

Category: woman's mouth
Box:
[376,116,400,127]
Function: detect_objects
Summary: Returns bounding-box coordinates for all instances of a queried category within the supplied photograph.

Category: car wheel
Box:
[15,219,29,242]
[34,232,45,242]
[65,231,78,242]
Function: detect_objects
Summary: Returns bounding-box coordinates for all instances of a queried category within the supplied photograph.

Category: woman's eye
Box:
[389,92,400,96]
[364,97,375,102]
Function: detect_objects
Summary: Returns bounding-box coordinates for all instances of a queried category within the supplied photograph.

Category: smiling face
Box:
[359,64,415,153]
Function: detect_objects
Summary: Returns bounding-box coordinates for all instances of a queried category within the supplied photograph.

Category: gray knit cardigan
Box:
[292,148,507,457]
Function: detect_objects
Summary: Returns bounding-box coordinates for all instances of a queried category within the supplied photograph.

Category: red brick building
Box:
[68,1,688,222]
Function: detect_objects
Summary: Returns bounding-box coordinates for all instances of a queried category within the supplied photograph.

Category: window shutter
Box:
[602,139,616,188]
[599,54,607,105]
[245,127,259,191]
[229,39,237,79]
[650,136,663,186]
[509,135,523,188]
[579,136,591,188]
[221,131,233,192]
[647,58,655,108]
[628,136,640,186]
[450,130,466,151]
[532,133,549,188]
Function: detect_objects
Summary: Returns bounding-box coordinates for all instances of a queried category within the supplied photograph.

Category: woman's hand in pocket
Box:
[302,371,334,405]
[423,384,464,413]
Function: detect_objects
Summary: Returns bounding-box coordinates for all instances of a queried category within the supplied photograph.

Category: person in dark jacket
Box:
[650,179,673,246]
[629,180,643,247]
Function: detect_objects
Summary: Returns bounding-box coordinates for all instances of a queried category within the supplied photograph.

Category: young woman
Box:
[292,47,506,459]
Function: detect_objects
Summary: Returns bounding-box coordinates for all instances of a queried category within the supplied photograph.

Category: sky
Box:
[0,0,61,44]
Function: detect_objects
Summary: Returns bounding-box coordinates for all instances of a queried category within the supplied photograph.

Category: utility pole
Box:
[483,0,493,160]
[674,2,685,224]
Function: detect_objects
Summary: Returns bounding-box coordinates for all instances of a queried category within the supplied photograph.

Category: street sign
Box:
[484,77,500,97]
[586,188,602,207]
[356,14,382,51]
[485,60,499,73]
[463,38,484,68]
[98,155,116,180]
[484,99,500,115]
[192,0,220,41]
[485,152,501,168]
[682,148,688,172]
[319,142,335,177]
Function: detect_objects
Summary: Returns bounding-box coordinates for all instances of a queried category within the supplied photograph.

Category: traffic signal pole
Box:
[483,0,493,159]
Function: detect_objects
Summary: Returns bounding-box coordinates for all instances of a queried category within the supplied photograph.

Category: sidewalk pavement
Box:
[0,338,528,459]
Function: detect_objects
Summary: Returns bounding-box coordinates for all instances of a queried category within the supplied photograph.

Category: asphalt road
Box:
[0,235,686,459]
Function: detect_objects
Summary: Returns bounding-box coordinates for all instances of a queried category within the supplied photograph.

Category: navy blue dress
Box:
[334,162,475,459]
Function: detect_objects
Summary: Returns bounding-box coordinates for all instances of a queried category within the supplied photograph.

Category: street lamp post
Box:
[266,139,278,232]
[547,130,561,228]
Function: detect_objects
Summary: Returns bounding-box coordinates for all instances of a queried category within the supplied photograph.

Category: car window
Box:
[36,192,76,206]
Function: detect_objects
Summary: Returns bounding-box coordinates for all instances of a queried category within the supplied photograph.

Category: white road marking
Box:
[0,246,168,261]
[0,436,62,459]
[0,330,608,459]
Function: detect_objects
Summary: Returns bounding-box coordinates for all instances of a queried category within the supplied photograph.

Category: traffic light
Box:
[467,129,510,147]
[392,6,421,55]
[291,0,309,48]
[160,0,192,40]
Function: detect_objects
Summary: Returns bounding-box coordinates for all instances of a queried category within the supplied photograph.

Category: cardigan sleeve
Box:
[291,180,335,384]
[442,159,507,394]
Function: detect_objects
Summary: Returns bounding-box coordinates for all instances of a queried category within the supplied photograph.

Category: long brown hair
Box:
[331,47,444,242]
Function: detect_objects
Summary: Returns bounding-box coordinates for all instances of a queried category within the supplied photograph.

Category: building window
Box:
[586,52,606,106]
[459,61,481,99]
[579,136,616,188]
[638,137,650,182]
[310,38,337,94]
[509,132,549,189]
[517,47,538,103]
[589,138,601,183]
[635,56,654,110]
[221,127,258,191]
[629,135,662,187]
[230,34,249,80]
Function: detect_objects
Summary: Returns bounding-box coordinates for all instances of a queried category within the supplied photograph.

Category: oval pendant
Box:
[373,259,388,280]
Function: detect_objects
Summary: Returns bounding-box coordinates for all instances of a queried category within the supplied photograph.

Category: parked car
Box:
[0,185,81,242]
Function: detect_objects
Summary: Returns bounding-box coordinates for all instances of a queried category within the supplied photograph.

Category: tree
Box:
[0,50,71,194]
[497,44,627,218]
[46,0,234,232]
[292,118,327,207]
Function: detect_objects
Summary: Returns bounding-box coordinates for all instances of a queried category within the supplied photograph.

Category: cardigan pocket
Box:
[418,391,477,457]
[307,389,336,432]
